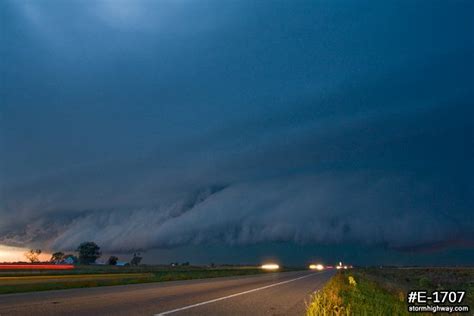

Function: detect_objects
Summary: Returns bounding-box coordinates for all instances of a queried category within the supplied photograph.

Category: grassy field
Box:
[306,267,473,316]
[0,265,291,294]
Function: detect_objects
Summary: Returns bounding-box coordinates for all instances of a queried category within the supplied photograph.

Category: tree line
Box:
[24,242,143,266]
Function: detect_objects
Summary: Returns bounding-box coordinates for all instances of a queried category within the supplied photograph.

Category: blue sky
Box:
[1,0,473,265]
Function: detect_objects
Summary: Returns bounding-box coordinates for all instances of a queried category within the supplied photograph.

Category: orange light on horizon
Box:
[0,245,51,263]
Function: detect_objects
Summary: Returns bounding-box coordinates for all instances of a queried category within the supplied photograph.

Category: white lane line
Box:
[154,271,324,315]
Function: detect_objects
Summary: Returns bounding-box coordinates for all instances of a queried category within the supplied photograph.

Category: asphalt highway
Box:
[0,270,334,316]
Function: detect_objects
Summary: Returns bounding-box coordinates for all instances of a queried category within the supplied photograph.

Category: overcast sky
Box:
[1,0,473,265]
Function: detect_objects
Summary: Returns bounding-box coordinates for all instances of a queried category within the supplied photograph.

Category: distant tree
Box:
[50,252,65,263]
[181,262,190,266]
[25,249,42,263]
[76,242,101,265]
[130,252,143,266]
[107,256,118,265]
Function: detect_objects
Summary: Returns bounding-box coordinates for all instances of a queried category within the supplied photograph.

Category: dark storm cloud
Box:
[0,0,473,260]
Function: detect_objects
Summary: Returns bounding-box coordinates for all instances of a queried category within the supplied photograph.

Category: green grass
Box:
[0,264,278,277]
[358,267,474,309]
[306,271,406,316]
[306,268,473,316]
[0,266,289,294]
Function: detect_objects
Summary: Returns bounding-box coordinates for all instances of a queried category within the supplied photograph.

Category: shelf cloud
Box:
[1,0,472,261]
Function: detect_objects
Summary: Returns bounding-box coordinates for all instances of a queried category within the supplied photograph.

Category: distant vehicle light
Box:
[343,265,348,269]
[261,263,279,270]
[336,265,342,270]
[309,264,324,271]
[0,264,74,270]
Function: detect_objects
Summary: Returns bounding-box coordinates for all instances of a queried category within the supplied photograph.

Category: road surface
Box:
[0,270,334,316]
